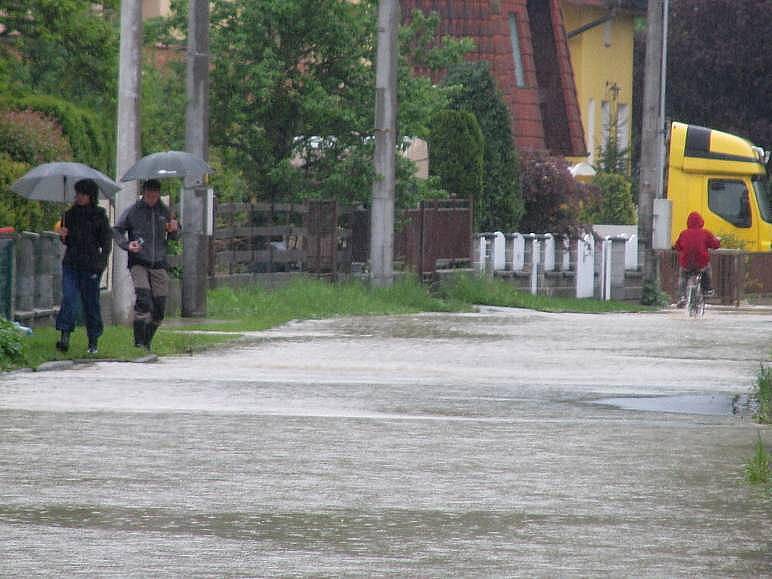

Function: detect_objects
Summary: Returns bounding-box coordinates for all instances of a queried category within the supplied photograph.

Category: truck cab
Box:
[666,122,772,251]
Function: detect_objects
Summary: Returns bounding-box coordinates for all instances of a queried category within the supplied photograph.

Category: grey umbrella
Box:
[120,150,213,182]
[11,162,121,203]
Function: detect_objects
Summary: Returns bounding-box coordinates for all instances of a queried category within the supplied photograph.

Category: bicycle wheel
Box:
[688,284,704,317]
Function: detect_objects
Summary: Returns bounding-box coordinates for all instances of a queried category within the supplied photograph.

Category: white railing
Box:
[475,229,638,300]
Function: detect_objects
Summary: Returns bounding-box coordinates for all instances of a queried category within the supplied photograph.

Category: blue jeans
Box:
[56,265,103,340]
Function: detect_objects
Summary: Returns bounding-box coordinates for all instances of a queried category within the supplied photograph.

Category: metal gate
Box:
[306,200,338,274]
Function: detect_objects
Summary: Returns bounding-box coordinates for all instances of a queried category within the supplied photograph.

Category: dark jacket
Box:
[674,211,721,270]
[113,199,179,268]
[61,204,112,273]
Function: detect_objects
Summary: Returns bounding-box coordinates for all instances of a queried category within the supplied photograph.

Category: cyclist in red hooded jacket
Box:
[673,211,720,307]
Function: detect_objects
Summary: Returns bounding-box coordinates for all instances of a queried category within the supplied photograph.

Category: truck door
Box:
[707,179,754,247]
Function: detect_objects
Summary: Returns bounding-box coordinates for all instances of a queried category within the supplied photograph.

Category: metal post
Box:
[113,0,142,325]
[369,0,399,288]
[182,0,210,317]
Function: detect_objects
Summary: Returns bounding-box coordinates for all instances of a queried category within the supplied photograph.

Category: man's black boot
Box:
[133,320,146,348]
[145,323,159,350]
[87,337,98,354]
[55,330,70,353]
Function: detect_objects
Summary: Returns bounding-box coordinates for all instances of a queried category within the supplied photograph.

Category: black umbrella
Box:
[120,151,213,182]
[11,162,121,203]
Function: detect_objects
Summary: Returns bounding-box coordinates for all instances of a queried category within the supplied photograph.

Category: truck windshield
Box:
[753,176,772,223]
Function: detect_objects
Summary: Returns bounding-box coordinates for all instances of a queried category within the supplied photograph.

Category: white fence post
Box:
[476,233,487,274]
[625,233,638,270]
[561,236,571,271]
[575,234,594,298]
[543,233,555,271]
[601,237,612,300]
[493,231,505,271]
[530,237,540,295]
[512,233,525,271]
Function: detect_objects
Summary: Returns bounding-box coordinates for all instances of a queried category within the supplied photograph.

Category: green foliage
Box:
[205,0,378,201]
[141,61,186,154]
[0,94,112,172]
[0,109,73,230]
[0,0,119,112]
[0,317,24,370]
[639,278,669,307]
[149,1,471,206]
[744,435,769,486]
[428,110,484,200]
[584,172,637,225]
[435,273,650,313]
[519,150,591,235]
[754,365,771,424]
[205,276,461,331]
[444,62,523,232]
[0,108,73,165]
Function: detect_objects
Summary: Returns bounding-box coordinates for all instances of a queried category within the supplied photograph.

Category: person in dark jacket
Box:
[55,178,112,354]
[113,179,179,350]
[673,211,721,307]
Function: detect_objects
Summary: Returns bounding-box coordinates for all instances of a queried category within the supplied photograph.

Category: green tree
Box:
[428,110,484,200]
[0,0,119,112]
[154,1,471,206]
[444,62,523,231]
[585,172,637,225]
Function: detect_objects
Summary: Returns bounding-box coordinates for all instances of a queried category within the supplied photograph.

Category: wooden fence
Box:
[213,200,353,276]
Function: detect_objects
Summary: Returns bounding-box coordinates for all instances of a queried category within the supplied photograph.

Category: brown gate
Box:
[306,200,338,274]
[396,198,473,276]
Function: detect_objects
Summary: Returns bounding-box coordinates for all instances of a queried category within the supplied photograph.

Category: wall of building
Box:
[562,1,638,168]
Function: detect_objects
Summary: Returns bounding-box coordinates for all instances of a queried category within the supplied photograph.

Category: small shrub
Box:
[585,171,637,225]
[640,278,670,307]
[0,317,24,370]
[754,365,771,424]
[744,435,770,486]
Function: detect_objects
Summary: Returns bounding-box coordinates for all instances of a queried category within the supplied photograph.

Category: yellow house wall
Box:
[561,3,636,169]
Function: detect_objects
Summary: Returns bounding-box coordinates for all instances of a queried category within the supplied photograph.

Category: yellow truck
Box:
[666,122,772,251]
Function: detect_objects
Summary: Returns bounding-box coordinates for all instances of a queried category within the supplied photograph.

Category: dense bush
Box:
[428,110,484,200]
[519,150,591,235]
[0,108,73,230]
[585,172,637,225]
[0,95,112,173]
[444,62,523,232]
[0,317,24,370]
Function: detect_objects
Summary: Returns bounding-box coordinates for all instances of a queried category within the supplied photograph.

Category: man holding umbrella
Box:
[113,179,179,350]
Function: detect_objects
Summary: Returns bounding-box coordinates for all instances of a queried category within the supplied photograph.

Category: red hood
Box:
[687,211,704,229]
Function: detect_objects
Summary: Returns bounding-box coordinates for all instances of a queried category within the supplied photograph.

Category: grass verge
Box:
[753,365,771,424]
[3,274,651,371]
[744,435,770,490]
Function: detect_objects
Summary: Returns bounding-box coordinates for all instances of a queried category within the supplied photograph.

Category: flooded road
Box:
[1,307,770,576]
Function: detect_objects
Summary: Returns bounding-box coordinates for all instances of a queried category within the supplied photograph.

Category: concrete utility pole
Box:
[637,0,667,289]
[182,0,210,317]
[369,0,399,288]
[113,0,143,325]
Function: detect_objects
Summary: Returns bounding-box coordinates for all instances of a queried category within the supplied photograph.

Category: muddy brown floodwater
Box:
[1,306,770,576]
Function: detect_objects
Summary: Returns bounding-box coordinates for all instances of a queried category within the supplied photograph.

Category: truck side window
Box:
[708,179,751,228]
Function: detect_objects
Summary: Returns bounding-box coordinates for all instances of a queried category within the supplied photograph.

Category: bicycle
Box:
[685,270,705,318]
